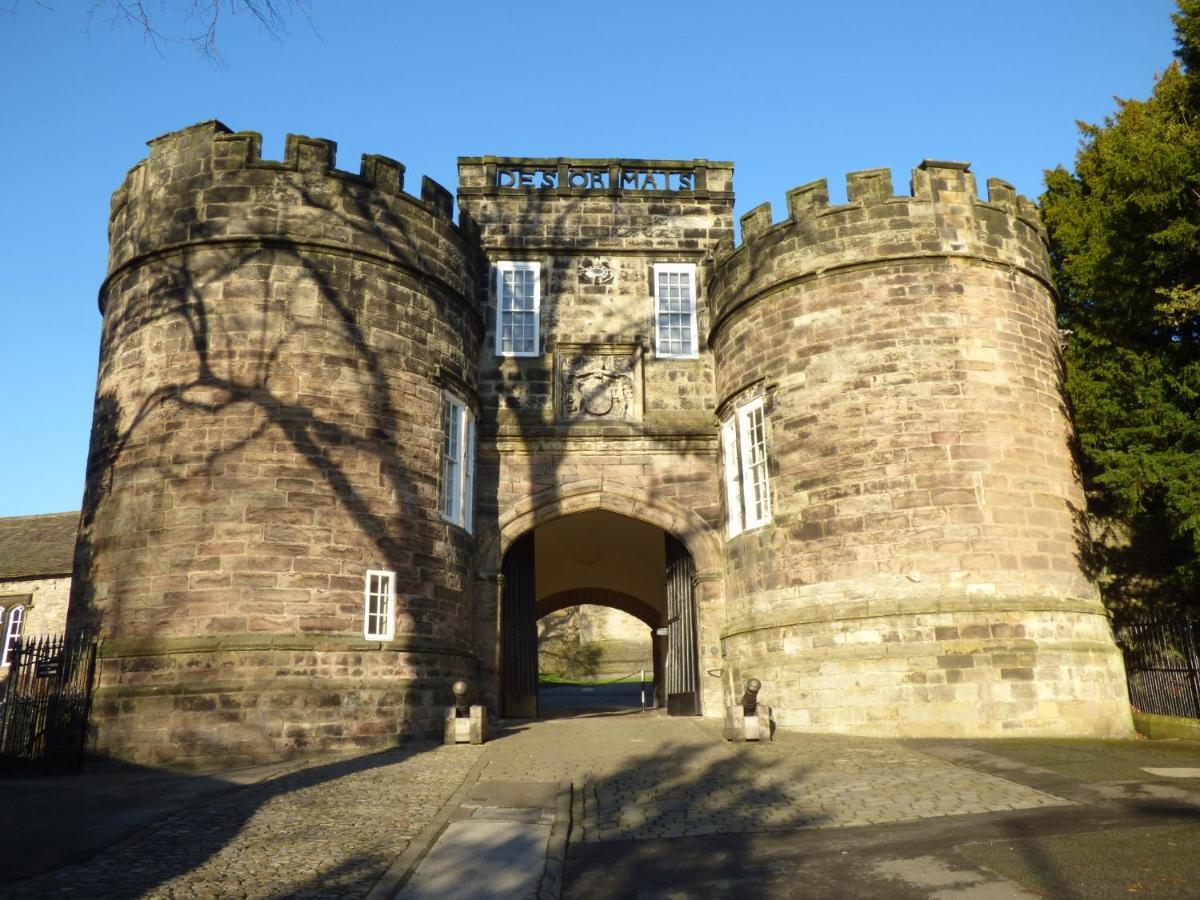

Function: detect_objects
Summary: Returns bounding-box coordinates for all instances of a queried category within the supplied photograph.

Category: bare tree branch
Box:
[74,1,316,63]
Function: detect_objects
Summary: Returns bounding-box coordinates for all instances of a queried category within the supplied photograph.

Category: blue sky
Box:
[0,0,1182,517]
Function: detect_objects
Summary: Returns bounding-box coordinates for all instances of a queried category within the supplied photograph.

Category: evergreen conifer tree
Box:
[1041,1,1200,617]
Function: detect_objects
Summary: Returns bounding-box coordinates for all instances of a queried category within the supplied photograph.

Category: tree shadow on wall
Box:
[70,164,488,744]
[469,183,734,715]
[537,606,606,678]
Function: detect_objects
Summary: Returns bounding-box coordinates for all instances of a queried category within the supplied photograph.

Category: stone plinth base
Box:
[721,601,1134,739]
[723,705,772,742]
[444,705,488,745]
[90,636,474,768]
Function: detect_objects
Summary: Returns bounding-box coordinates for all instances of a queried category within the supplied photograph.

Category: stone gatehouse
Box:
[68,121,1133,767]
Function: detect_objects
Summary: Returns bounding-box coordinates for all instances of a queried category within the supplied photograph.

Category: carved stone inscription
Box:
[557,346,642,422]
[496,166,696,192]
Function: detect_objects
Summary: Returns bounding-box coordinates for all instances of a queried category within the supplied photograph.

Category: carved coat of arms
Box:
[562,355,636,420]
[577,259,614,285]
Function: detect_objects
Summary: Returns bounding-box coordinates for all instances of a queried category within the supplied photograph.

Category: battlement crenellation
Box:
[113,121,455,226]
[709,160,1051,338]
[104,121,480,313]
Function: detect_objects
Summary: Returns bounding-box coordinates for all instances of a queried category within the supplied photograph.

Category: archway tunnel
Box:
[498,509,699,717]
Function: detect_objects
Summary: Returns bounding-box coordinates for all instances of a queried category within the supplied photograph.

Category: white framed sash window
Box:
[363,570,395,640]
[441,392,476,532]
[496,261,541,357]
[722,396,772,535]
[652,263,698,359]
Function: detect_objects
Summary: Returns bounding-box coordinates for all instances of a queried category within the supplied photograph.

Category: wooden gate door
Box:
[500,533,539,717]
[665,534,700,715]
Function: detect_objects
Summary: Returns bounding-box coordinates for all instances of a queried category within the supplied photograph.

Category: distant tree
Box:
[1041,0,1200,618]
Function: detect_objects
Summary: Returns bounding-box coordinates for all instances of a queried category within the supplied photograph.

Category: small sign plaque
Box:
[36,660,61,678]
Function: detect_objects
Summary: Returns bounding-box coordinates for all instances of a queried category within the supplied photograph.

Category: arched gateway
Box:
[476,486,726,719]
[487,505,707,719]
[72,124,1133,766]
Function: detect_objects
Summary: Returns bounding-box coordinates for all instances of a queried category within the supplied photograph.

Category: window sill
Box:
[726,520,772,540]
[441,514,474,536]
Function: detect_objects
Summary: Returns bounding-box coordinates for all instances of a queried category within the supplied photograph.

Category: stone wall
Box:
[0,575,71,686]
[538,604,653,677]
[72,122,483,766]
[72,129,1136,764]
[708,162,1132,737]
[0,575,71,640]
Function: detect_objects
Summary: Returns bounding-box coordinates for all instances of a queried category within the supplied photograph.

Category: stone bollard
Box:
[724,678,772,742]
[444,680,488,745]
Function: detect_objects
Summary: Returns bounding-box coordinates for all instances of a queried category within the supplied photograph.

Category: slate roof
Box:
[0,512,79,580]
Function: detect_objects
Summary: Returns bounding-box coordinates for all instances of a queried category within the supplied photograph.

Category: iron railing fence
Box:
[0,630,97,774]
[1116,617,1200,720]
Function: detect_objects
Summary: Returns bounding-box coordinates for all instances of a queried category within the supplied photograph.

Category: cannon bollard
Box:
[724,678,772,742]
[444,680,488,745]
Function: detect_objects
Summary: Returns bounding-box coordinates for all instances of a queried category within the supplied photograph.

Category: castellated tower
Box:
[708,162,1132,736]
[70,122,483,766]
[72,122,1133,767]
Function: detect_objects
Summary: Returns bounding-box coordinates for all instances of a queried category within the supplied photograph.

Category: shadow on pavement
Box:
[564,729,1200,900]
[537,680,650,718]
[0,742,439,896]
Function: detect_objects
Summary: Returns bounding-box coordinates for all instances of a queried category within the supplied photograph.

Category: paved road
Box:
[3,713,1199,898]
[476,714,1068,839]
[562,720,1200,899]
[537,681,649,716]
[2,743,483,899]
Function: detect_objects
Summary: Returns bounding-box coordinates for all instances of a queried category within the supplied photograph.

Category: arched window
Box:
[1,606,24,667]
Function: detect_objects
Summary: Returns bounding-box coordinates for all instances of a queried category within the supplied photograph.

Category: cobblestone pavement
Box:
[481,713,1071,842]
[3,714,1078,899]
[3,743,483,900]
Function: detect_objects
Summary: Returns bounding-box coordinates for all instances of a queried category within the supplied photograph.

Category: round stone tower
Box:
[709,161,1132,738]
[71,122,483,766]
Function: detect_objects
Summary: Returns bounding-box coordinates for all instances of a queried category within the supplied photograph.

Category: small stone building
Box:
[0,512,78,681]
[69,122,1134,766]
